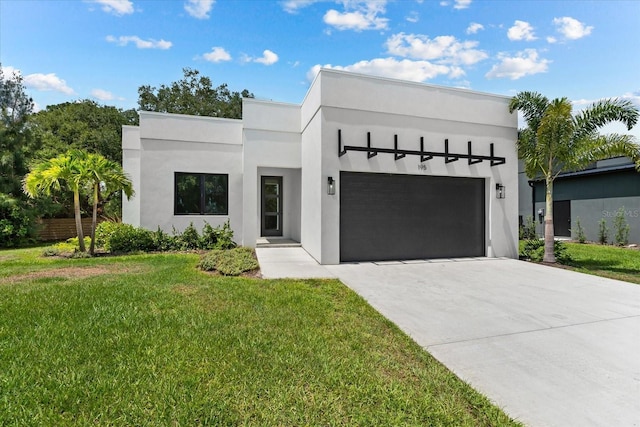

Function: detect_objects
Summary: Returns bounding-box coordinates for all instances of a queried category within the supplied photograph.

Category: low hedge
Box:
[94,220,237,253]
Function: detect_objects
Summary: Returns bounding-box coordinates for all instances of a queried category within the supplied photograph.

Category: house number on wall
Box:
[418,164,427,172]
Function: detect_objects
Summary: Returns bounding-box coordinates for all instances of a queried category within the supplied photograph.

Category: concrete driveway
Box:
[323,258,640,427]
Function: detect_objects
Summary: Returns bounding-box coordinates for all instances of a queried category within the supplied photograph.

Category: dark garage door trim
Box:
[340,171,485,262]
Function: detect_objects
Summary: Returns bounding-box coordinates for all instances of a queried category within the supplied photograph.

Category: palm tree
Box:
[509,92,640,262]
[23,150,90,252]
[84,153,134,255]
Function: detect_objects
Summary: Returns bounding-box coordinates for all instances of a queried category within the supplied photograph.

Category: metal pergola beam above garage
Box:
[338,129,506,166]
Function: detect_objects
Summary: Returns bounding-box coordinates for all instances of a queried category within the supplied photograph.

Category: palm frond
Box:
[573,98,639,142]
[509,91,549,132]
[568,133,640,171]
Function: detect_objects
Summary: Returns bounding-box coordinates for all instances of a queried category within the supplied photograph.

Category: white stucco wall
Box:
[242,100,302,247]
[133,112,244,241]
[122,125,141,227]
[315,70,519,264]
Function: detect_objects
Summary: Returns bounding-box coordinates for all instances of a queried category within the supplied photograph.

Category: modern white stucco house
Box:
[123,69,519,264]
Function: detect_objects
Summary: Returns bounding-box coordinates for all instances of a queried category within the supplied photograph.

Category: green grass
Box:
[0,247,520,426]
[564,242,640,284]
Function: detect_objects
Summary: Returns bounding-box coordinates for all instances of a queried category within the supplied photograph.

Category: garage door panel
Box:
[340,172,485,262]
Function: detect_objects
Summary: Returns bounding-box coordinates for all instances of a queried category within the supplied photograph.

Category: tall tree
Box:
[510,92,640,262]
[0,64,36,196]
[84,153,134,255]
[0,64,39,246]
[138,68,254,119]
[23,151,91,252]
[31,100,138,164]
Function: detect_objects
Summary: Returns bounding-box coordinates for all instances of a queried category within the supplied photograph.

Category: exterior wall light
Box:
[496,183,505,199]
[327,176,336,195]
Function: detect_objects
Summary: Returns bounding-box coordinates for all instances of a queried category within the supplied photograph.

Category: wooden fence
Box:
[37,218,103,241]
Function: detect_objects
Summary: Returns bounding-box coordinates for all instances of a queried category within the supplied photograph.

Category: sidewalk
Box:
[255,247,336,279]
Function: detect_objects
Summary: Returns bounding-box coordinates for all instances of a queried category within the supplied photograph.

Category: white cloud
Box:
[254,50,279,65]
[485,49,550,80]
[323,1,389,31]
[466,22,484,34]
[23,73,74,95]
[553,16,593,40]
[91,89,124,101]
[507,20,536,41]
[386,33,488,65]
[243,50,279,65]
[440,0,472,9]
[406,11,419,23]
[1,65,19,77]
[89,0,134,16]
[621,91,640,105]
[453,0,471,9]
[184,0,215,19]
[546,36,557,44]
[572,91,640,107]
[106,35,172,49]
[203,46,231,63]
[307,57,462,83]
[281,0,319,13]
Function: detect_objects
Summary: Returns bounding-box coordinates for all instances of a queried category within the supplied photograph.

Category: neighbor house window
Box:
[175,173,228,215]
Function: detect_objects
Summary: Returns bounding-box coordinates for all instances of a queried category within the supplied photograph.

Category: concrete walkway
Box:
[256,248,640,426]
[256,247,336,279]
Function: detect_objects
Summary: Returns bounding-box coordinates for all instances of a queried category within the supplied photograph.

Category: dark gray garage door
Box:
[340,171,485,262]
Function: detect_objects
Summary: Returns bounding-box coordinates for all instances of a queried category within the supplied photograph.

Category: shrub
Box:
[598,218,609,245]
[42,237,91,257]
[0,194,36,248]
[106,223,154,253]
[173,223,200,250]
[199,247,258,276]
[613,207,630,246]
[520,239,572,264]
[151,226,178,251]
[208,220,236,250]
[519,215,537,240]
[574,217,586,243]
[199,221,217,249]
[95,221,237,254]
[95,221,120,248]
[41,246,60,257]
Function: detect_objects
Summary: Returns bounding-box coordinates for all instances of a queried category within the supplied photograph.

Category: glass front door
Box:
[261,176,283,236]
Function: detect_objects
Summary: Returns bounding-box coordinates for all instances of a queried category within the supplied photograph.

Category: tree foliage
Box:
[510,91,640,262]
[31,100,138,164]
[0,64,39,246]
[24,150,133,253]
[0,65,36,197]
[24,150,91,251]
[138,68,254,119]
[83,153,134,254]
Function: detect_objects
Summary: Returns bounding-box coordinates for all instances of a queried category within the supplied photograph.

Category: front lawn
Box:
[0,247,519,426]
[564,242,640,284]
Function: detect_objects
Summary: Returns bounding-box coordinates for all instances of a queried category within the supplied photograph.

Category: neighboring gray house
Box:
[123,69,519,264]
[518,157,640,243]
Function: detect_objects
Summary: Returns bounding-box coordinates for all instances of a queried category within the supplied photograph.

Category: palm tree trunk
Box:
[89,183,98,255]
[544,177,556,263]
[74,190,86,252]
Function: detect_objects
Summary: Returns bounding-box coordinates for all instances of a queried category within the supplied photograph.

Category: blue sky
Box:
[2,0,639,135]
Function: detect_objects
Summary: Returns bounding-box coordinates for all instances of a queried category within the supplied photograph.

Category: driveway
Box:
[324,258,640,427]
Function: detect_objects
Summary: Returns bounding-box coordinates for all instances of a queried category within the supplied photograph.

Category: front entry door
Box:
[261,176,283,236]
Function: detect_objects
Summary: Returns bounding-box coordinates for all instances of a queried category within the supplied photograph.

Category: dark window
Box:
[175,173,228,215]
